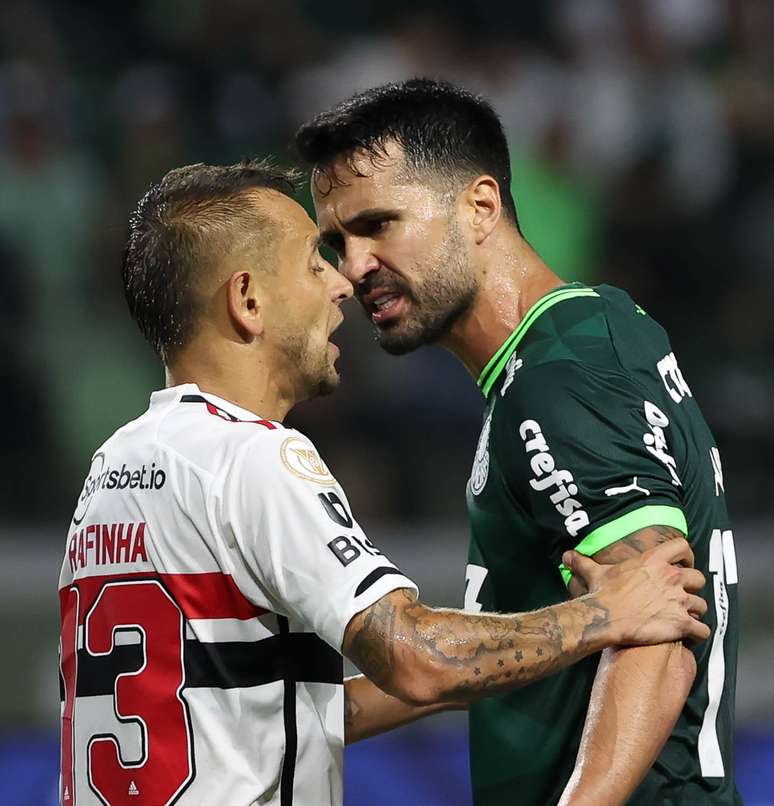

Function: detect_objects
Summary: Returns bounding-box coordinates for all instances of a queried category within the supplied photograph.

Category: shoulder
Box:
[212,424,342,502]
[519,291,614,371]
[518,283,658,369]
[492,357,647,458]
[240,428,338,487]
[497,285,653,405]
[154,396,290,479]
[496,358,609,411]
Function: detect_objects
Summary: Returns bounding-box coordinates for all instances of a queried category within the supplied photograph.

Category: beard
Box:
[365,218,477,355]
[313,363,340,397]
[282,332,340,401]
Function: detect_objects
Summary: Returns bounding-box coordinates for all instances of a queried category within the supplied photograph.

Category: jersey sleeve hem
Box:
[558,504,688,586]
[333,575,419,653]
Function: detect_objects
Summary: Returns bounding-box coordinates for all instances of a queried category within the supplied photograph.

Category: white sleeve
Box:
[220,428,418,652]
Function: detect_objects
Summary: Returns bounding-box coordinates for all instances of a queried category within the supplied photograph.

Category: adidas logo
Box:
[63,785,70,801]
[128,780,140,796]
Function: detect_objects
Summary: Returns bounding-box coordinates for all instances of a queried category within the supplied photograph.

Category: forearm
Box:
[346,590,613,705]
[559,642,696,806]
[344,674,462,744]
[344,547,707,708]
[418,597,612,702]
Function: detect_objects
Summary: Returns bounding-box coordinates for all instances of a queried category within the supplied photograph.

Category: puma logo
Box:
[604,477,650,497]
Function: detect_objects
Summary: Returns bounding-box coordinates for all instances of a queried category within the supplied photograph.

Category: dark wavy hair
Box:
[294,77,520,229]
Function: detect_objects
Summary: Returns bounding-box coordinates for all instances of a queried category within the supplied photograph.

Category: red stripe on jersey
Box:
[59,571,268,622]
[163,571,268,619]
[204,401,276,429]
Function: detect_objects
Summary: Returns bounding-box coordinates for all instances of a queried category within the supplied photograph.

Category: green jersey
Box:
[465,284,740,805]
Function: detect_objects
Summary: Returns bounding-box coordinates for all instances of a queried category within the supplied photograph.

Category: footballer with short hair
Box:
[297,77,740,805]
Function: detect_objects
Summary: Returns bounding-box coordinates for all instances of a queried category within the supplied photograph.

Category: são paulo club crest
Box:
[470,409,493,496]
[280,436,337,485]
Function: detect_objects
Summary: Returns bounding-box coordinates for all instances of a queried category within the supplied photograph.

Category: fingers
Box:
[567,575,589,599]
[644,538,695,568]
[677,567,706,594]
[561,551,601,590]
[685,592,708,618]
[682,615,711,642]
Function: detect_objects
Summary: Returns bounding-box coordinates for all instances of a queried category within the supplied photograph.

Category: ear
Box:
[461,175,502,245]
[226,270,263,341]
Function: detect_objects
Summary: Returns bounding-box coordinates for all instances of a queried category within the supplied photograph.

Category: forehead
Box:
[311,143,431,220]
[250,188,318,245]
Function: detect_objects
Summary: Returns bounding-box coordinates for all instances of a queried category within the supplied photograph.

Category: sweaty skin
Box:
[312,142,563,377]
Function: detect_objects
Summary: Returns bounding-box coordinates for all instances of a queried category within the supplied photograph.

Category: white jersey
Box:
[58,384,416,806]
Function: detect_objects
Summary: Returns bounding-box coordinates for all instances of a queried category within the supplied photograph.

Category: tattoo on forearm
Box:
[347,524,686,703]
[347,589,611,702]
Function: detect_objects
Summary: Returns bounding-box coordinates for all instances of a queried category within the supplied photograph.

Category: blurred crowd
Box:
[1,0,772,524]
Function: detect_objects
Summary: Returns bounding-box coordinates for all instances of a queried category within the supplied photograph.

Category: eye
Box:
[352,217,391,237]
[370,218,389,234]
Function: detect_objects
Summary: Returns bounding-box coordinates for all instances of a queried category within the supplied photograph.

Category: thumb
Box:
[562,550,599,586]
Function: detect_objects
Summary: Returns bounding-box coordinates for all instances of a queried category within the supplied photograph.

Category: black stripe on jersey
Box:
[354,566,407,597]
[181,394,238,421]
[278,616,297,806]
[76,643,143,696]
[187,633,342,689]
[180,394,285,427]
[71,633,342,697]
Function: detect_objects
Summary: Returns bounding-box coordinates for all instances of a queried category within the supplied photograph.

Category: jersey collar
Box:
[150,384,269,421]
[476,283,600,398]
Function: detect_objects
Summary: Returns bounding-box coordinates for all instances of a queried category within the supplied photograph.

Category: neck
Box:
[439,233,564,381]
[165,337,298,422]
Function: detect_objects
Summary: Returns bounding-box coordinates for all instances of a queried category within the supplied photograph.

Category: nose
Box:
[340,239,380,286]
[331,268,354,304]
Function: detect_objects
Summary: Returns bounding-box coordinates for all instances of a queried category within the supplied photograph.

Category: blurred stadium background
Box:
[0,0,772,803]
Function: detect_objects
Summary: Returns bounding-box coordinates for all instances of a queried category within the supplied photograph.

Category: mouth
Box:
[362,289,407,326]
[329,311,344,336]
[328,312,344,357]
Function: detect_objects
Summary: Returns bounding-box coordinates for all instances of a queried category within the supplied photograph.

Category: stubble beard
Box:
[375,219,477,355]
[314,362,340,397]
[283,333,340,402]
